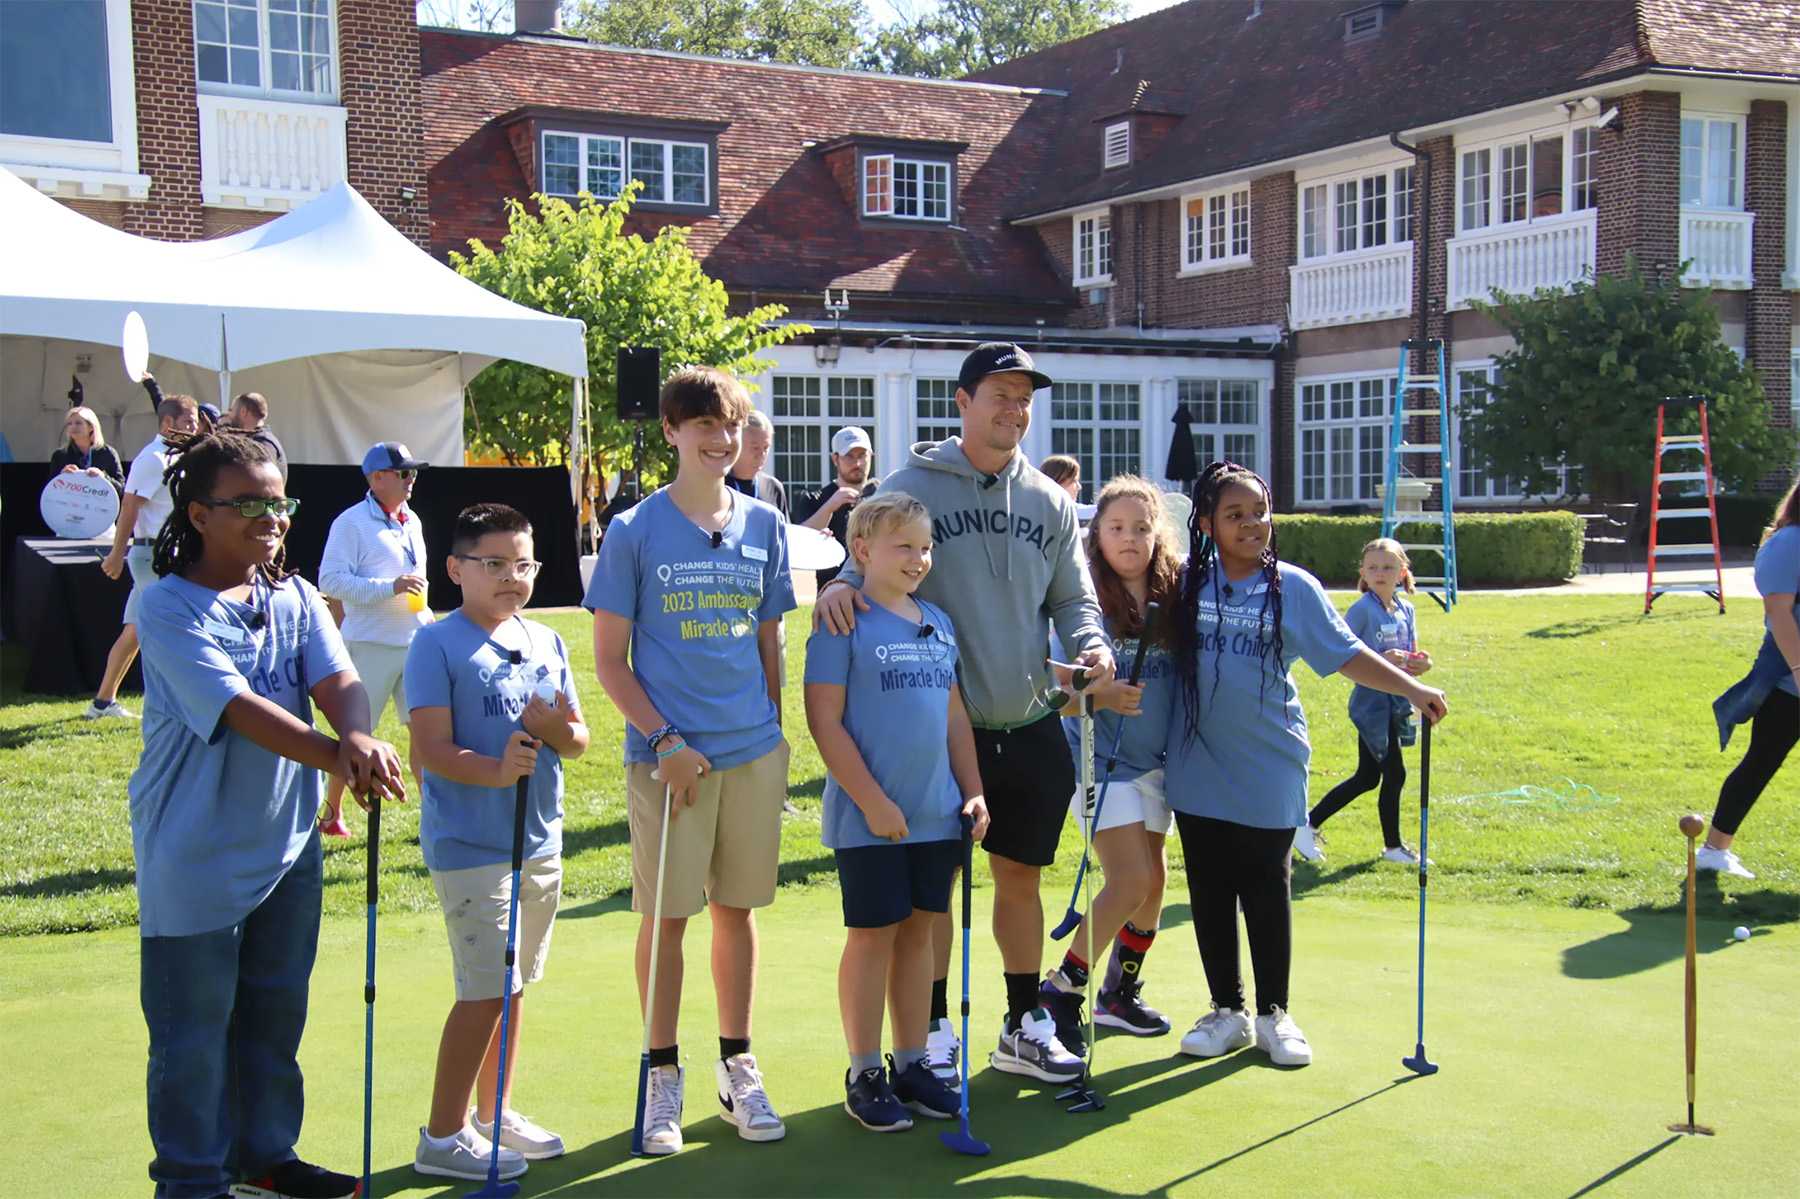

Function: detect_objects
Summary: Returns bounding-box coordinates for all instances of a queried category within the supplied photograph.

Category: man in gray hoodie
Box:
[816,343,1113,1085]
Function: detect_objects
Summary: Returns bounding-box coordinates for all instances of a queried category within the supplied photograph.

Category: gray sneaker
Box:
[471,1107,565,1160]
[988,1007,1083,1083]
[82,699,136,721]
[412,1125,526,1182]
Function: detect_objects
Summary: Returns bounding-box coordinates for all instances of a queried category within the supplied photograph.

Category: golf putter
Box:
[939,811,991,1156]
[1401,721,1439,1077]
[1051,609,1158,942]
[630,780,675,1156]
[361,789,381,1199]
[469,759,533,1199]
[1058,667,1104,1113]
[1669,813,1714,1135]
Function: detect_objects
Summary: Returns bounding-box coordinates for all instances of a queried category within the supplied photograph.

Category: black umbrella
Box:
[1165,402,1198,484]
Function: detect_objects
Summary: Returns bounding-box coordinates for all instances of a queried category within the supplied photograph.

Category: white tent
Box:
[0,168,587,466]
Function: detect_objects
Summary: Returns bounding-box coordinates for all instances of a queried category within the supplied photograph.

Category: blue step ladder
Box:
[1381,338,1458,612]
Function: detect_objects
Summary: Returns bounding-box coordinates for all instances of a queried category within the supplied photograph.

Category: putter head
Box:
[1049,910,1080,941]
[1667,1122,1715,1137]
[1402,1045,1439,1076]
[940,1127,992,1156]
[464,1181,521,1199]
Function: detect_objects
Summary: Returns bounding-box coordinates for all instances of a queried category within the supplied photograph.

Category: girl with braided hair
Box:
[130,429,406,1199]
[1165,462,1446,1069]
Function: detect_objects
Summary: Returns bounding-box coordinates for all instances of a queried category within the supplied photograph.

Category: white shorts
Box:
[431,855,563,1001]
[1069,768,1173,836]
[345,640,410,726]
[122,543,157,625]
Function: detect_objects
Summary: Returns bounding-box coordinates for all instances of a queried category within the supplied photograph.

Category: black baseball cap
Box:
[957,342,1053,394]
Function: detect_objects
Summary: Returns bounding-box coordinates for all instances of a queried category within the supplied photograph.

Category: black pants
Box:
[1713,688,1799,836]
[1309,723,1405,849]
[1175,813,1293,1015]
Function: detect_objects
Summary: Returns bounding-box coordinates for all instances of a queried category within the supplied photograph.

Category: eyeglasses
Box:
[199,496,301,519]
[455,555,541,581]
[383,468,419,481]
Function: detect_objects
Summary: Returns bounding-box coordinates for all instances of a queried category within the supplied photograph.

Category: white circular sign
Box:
[788,524,847,572]
[122,311,149,383]
[41,472,121,539]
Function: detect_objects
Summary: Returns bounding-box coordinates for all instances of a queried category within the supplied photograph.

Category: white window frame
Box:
[629,137,710,207]
[1103,121,1130,169]
[0,0,142,180]
[1049,381,1141,502]
[768,374,877,491]
[863,154,951,221]
[540,132,708,206]
[1181,183,1251,273]
[1455,122,1600,233]
[1294,371,1394,507]
[1681,112,1745,211]
[914,377,962,444]
[1452,360,1572,503]
[1177,378,1263,479]
[1073,209,1113,287]
[193,0,340,103]
[1297,163,1415,261]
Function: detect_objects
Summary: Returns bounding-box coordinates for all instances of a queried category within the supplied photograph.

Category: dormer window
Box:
[1103,122,1130,169]
[519,109,724,213]
[1343,4,1384,42]
[863,154,951,221]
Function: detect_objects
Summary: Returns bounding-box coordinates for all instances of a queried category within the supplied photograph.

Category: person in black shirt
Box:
[727,409,788,519]
[50,405,126,494]
[794,426,876,586]
[229,392,287,479]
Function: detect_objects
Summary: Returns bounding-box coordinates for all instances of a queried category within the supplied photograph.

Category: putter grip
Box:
[1125,601,1159,688]
[366,796,380,906]
[511,776,529,873]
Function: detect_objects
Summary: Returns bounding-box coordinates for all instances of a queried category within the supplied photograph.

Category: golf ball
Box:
[1734,925,1751,941]
[535,680,557,704]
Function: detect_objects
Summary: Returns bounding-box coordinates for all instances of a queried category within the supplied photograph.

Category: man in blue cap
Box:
[316,442,432,834]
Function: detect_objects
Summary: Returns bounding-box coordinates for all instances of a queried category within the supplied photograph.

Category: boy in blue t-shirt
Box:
[805,493,991,1132]
[586,366,798,1155]
[407,504,588,1183]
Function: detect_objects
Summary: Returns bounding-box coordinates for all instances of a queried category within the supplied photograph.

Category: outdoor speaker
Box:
[617,346,661,421]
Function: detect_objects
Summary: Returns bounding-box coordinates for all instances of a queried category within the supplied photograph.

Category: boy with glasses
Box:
[318,443,433,834]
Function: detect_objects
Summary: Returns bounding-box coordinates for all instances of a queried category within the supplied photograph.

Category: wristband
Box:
[646,723,679,753]
[655,737,687,760]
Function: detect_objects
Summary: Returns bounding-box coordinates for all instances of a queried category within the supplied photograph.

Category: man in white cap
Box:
[316,442,432,834]
[794,425,876,588]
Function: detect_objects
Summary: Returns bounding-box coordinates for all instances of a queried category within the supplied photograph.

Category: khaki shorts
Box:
[431,855,562,1001]
[345,640,410,726]
[627,741,790,920]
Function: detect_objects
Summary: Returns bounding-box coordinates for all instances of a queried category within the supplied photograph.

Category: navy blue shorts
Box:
[835,838,962,929]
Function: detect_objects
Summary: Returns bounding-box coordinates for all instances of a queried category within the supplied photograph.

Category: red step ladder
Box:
[1644,398,1725,614]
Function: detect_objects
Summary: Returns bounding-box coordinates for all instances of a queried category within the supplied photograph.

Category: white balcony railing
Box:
[1289,243,1414,330]
[1680,208,1754,290]
[197,93,347,210]
[1446,209,1596,310]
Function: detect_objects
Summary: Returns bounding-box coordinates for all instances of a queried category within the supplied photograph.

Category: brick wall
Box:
[338,0,429,247]
[1145,171,1295,330]
[125,0,203,240]
[1036,216,1109,328]
[1747,98,1791,429]
[1596,90,1681,278]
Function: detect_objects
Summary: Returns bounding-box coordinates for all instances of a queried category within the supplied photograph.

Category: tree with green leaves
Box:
[450,184,805,480]
[1466,260,1794,503]
[859,0,1126,79]
[564,0,867,68]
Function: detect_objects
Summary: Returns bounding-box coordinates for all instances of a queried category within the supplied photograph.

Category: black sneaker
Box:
[1038,978,1088,1059]
[843,1065,912,1132]
[1095,980,1172,1036]
[231,1159,358,1199]
[889,1055,958,1120]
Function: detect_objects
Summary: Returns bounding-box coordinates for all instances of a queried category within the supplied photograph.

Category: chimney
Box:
[515,0,560,33]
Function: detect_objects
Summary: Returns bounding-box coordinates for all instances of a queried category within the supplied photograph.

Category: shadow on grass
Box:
[1292,856,1382,898]
[789,774,826,801]
[1560,873,1800,980]
[0,715,125,751]
[1524,608,1711,641]
[1565,1135,1679,1197]
[0,865,136,900]
[369,1053,1257,1197]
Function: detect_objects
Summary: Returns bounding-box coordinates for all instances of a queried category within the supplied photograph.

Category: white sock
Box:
[424,1128,461,1150]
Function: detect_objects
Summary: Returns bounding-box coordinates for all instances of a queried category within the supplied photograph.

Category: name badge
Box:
[203,617,249,644]
[741,544,769,562]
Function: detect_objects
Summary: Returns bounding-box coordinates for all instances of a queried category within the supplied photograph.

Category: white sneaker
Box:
[1254,1006,1313,1067]
[640,1063,685,1156]
[1381,845,1432,867]
[715,1053,786,1142]
[926,1016,962,1085]
[471,1107,565,1160]
[82,699,136,720]
[1178,1006,1252,1058]
[413,1125,527,1181]
[1293,823,1325,862]
[1695,845,1755,879]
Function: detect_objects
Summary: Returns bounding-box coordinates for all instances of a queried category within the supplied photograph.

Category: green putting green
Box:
[6,887,1792,1197]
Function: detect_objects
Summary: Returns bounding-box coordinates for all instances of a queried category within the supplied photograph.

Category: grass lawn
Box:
[3,594,1795,936]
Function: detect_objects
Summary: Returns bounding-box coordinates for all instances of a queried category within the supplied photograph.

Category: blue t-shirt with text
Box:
[1343,590,1416,656]
[584,488,796,770]
[1061,612,1175,784]
[1754,526,1800,697]
[805,599,963,849]
[405,611,578,872]
[129,573,354,938]
[1164,562,1363,830]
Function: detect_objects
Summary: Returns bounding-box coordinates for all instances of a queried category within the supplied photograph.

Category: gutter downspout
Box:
[1390,131,1429,345]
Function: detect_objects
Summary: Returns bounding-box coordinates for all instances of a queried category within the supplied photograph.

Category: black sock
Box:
[1004,971,1039,1026]
[1056,948,1090,990]
[1108,921,1156,991]
[720,1035,750,1062]
[648,1044,679,1068]
[930,976,949,1023]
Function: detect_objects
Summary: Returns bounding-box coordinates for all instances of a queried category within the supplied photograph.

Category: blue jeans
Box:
[140,832,322,1198]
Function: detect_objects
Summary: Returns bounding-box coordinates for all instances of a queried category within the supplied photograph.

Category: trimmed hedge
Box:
[1275,511,1584,585]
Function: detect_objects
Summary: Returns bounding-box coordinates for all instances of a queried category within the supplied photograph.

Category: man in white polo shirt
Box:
[317,442,432,833]
[88,394,200,719]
